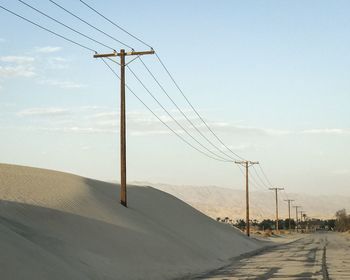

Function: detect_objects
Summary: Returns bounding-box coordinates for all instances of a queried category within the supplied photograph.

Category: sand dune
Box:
[0,164,262,280]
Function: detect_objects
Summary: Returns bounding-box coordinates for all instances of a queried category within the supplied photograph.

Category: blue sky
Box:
[0,0,349,197]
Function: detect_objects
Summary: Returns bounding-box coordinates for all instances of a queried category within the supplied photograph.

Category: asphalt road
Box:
[195,232,350,280]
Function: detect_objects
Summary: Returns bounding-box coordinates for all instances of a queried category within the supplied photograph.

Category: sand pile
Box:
[0,163,262,279]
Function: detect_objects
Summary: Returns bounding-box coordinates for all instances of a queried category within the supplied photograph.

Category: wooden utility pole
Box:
[293,205,301,232]
[94,49,155,207]
[300,210,305,231]
[235,160,259,237]
[269,187,284,232]
[284,199,294,232]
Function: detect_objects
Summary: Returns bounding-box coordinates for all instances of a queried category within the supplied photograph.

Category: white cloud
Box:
[301,128,350,135]
[18,107,70,117]
[37,79,86,89]
[35,46,62,53]
[14,106,350,140]
[0,65,36,77]
[46,56,69,70]
[0,55,36,78]
[0,56,35,64]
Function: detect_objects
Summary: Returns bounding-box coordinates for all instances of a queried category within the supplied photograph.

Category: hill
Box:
[0,164,262,280]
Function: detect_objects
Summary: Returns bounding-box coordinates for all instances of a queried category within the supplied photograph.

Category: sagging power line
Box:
[0,1,300,223]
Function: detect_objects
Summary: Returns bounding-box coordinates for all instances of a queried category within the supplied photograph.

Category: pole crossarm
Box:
[94,50,155,58]
[269,187,284,191]
[235,160,259,167]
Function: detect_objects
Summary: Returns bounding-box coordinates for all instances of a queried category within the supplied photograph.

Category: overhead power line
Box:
[252,165,270,189]
[48,0,133,50]
[101,58,231,163]
[138,57,237,162]
[18,0,115,52]
[258,164,274,187]
[0,4,95,52]
[126,64,232,162]
[40,0,237,162]
[155,53,245,161]
[31,0,245,162]
[1,2,235,162]
[79,0,153,49]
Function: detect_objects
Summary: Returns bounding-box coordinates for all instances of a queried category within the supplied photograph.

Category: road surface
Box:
[194,232,350,279]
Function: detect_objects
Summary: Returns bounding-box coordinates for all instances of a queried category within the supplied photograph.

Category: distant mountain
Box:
[131,181,350,221]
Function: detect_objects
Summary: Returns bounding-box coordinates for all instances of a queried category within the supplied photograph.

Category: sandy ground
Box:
[194,231,350,279]
[0,163,264,280]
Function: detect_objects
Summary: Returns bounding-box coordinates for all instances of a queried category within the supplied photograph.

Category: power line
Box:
[75,0,244,161]
[126,64,232,162]
[2,1,288,214]
[238,166,269,219]
[155,53,245,161]
[249,171,269,192]
[101,58,231,163]
[79,0,153,49]
[238,162,269,192]
[138,57,237,162]
[258,164,274,187]
[48,0,133,50]
[252,165,271,189]
[0,4,95,52]
[18,0,115,51]
[61,0,245,161]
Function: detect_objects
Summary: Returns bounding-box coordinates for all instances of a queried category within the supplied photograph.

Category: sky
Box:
[0,0,349,197]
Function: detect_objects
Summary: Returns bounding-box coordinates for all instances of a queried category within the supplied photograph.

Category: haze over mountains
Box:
[132,182,350,221]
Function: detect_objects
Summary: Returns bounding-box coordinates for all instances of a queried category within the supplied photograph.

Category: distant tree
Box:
[216,217,221,222]
[258,219,275,230]
[233,219,246,230]
[285,218,296,229]
[251,219,259,226]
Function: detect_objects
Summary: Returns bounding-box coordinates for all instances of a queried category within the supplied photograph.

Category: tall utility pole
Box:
[269,187,284,232]
[293,205,301,232]
[284,199,294,232]
[235,160,259,237]
[94,49,155,207]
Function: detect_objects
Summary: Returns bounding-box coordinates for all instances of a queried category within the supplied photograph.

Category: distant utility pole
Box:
[94,49,155,207]
[284,199,294,232]
[300,210,305,230]
[293,205,301,232]
[235,160,259,237]
[269,187,284,232]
